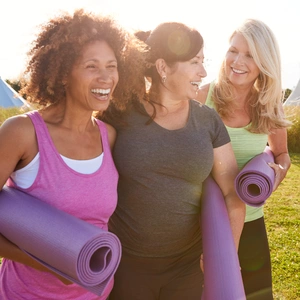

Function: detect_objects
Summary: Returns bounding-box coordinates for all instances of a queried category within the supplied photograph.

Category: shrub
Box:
[284,106,300,153]
[0,107,32,126]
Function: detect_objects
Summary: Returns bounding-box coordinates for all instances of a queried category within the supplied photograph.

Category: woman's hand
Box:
[267,161,288,191]
[200,253,204,273]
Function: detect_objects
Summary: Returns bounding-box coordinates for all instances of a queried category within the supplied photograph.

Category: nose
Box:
[199,64,207,78]
[96,69,111,82]
[233,54,245,65]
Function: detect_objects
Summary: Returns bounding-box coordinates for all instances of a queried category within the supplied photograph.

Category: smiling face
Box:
[166,47,207,100]
[65,40,119,112]
[225,33,260,89]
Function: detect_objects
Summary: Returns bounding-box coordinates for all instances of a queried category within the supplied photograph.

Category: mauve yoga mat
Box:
[0,186,122,296]
[201,176,245,300]
[235,147,275,207]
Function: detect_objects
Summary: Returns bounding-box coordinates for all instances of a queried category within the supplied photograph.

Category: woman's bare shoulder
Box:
[0,113,35,139]
[0,113,37,176]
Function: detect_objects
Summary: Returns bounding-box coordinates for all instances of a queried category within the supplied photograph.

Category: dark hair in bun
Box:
[134,30,151,43]
[135,22,203,80]
[142,22,203,63]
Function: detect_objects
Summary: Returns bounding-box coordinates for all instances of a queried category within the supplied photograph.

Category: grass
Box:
[0,109,299,299]
[0,107,32,125]
[264,153,300,299]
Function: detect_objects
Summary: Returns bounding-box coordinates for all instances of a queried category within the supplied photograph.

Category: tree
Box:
[283,88,292,103]
[5,79,22,93]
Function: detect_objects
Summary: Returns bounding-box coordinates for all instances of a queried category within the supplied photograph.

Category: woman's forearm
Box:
[224,194,246,251]
[0,234,71,284]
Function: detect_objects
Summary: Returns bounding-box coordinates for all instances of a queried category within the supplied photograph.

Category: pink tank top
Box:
[0,111,118,300]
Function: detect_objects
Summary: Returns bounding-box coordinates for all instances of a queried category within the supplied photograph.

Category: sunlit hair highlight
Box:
[20,9,147,111]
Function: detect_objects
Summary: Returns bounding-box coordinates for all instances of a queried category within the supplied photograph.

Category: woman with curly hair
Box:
[0,9,146,300]
[197,19,291,299]
[102,21,245,300]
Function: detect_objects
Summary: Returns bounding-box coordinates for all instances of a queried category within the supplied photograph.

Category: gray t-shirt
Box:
[109,99,230,257]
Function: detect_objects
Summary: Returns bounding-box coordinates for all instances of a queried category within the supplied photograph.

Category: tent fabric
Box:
[284,78,300,106]
[0,77,29,108]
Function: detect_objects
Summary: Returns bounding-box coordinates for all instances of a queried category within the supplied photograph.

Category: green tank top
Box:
[206,83,268,222]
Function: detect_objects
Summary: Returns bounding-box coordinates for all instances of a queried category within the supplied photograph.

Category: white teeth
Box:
[191,81,202,87]
[232,68,246,74]
[91,88,111,95]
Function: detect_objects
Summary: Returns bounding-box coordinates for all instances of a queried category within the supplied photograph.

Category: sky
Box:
[0,0,299,90]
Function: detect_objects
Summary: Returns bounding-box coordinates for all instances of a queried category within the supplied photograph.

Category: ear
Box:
[155,58,167,78]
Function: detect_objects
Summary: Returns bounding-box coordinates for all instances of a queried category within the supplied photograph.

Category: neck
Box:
[144,98,189,117]
[41,103,95,133]
[232,86,253,108]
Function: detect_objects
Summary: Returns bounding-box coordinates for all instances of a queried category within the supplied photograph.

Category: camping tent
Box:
[0,77,29,108]
[284,78,300,106]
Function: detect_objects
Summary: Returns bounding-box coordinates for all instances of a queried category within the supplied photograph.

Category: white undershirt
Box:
[10,153,104,189]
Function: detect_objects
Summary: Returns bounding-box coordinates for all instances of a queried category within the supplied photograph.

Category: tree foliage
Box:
[5,79,22,93]
[283,88,292,103]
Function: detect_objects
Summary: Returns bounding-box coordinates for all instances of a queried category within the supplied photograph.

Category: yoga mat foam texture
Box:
[201,176,246,300]
[0,186,122,296]
[235,147,275,207]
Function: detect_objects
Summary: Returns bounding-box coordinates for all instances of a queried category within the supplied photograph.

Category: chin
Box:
[96,101,110,110]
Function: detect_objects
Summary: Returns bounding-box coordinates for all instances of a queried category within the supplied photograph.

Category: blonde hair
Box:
[213,18,290,133]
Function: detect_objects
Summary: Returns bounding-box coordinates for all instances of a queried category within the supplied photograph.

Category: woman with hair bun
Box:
[103,21,245,300]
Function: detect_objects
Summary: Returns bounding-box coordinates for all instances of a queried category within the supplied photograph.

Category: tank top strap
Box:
[25,110,55,153]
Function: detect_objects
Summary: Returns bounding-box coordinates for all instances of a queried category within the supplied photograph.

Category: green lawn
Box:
[0,154,299,299]
[264,153,300,299]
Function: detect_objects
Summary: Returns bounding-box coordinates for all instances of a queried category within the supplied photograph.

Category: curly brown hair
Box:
[20,9,148,111]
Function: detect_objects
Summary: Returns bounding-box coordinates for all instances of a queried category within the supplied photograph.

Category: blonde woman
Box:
[197,19,291,299]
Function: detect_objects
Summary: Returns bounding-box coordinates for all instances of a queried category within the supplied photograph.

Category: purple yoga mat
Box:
[235,147,275,207]
[0,186,122,296]
[201,176,245,300]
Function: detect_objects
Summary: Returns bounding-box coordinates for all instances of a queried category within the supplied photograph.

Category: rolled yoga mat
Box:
[201,175,246,300]
[0,186,122,296]
[235,147,275,207]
